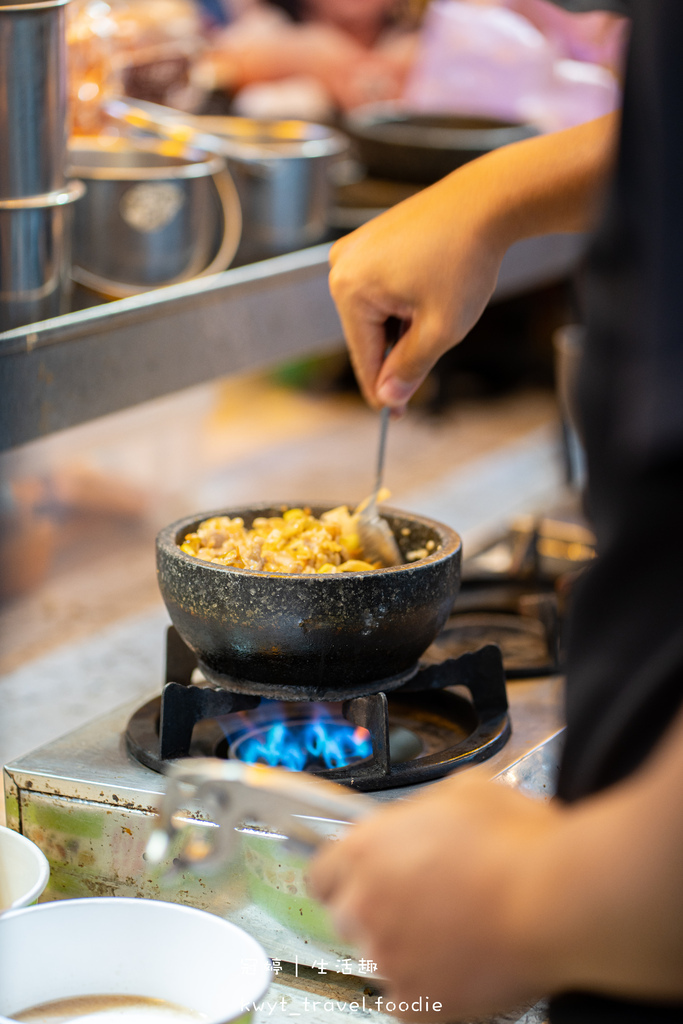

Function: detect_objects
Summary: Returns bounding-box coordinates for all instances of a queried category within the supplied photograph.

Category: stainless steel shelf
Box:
[0,232,586,452]
[0,245,341,451]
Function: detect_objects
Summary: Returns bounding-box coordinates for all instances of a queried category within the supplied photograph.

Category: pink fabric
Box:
[500,0,628,71]
[403,0,627,132]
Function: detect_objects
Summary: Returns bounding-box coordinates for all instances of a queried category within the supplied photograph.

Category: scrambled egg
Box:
[180,506,381,574]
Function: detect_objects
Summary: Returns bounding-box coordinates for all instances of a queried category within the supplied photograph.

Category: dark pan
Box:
[343,103,538,184]
[156,504,461,700]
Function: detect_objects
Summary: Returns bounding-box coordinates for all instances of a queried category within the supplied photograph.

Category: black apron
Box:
[547,1,683,1020]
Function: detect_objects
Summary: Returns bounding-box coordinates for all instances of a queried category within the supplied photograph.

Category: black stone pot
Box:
[156,504,462,700]
[343,104,537,185]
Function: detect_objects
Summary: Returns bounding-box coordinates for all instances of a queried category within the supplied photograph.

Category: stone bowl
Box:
[156,504,462,699]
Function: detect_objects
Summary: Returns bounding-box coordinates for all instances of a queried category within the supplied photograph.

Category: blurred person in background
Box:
[309,2,683,1022]
[200,0,422,119]
[199,0,627,122]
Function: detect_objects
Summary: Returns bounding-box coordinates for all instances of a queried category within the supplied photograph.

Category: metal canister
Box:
[0,0,69,199]
[0,0,79,332]
[0,181,84,332]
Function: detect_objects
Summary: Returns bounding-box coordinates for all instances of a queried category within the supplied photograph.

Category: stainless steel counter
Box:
[3,676,564,960]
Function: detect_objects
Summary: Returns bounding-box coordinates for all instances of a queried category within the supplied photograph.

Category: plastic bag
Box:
[403,0,620,132]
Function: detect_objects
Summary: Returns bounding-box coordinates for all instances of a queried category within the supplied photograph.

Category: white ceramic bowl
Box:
[0,897,271,1024]
[0,824,50,910]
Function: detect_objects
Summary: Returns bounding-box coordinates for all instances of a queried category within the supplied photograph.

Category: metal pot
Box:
[156,504,462,698]
[104,98,348,262]
[68,136,241,298]
[344,102,538,184]
[196,114,348,262]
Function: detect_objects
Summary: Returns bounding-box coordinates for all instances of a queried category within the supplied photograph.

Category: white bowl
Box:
[0,897,271,1024]
[0,824,50,910]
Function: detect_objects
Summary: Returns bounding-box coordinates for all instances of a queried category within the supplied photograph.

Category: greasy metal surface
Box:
[156,505,462,693]
[4,677,565,805]
[428,610,556,676]
[495,730,564,802]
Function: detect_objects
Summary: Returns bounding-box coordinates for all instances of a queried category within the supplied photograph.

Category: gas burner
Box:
[125,627,511,791]
[435,590,561,679]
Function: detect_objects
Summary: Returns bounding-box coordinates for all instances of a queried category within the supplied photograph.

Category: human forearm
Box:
[204,21,395,108]
[481,111,619,246]
[308,705,683,1018]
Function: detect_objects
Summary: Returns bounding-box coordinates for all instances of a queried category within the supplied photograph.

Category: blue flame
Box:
[235,718,372,771]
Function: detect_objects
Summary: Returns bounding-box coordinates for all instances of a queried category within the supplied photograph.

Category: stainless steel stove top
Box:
[3,675,564,967]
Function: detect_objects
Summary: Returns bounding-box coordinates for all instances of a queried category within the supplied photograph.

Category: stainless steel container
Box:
[0,0,78,332]
[68,138,242,298]
[0,0,69,199]
[105,99,348,264]
[0,180,84,332]
[198,115,348,263]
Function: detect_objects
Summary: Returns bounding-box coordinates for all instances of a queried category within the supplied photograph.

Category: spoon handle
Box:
[374,404,391,498]
[373,316,404,499]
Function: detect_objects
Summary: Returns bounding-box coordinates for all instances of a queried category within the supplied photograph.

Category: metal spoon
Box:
[356,317,404,567]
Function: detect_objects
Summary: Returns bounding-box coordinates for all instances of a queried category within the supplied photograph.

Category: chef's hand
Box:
[329,174,505,415]
[308,774,558,1020]
[329,113,619,413]
[308,706,683,1021]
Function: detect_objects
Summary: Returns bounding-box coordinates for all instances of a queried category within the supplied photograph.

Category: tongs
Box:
[104,97,235,156]
[146,759,375,877]
[356,317,404,568]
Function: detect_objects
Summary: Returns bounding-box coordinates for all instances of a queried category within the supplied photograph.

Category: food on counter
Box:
[180,505,387,574]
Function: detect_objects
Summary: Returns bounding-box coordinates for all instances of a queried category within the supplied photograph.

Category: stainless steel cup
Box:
[0,0,69,199]
[0,180,84,332]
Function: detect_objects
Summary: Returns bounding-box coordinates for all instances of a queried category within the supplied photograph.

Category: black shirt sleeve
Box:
[551,4,683,1017]
[559,0,683,800]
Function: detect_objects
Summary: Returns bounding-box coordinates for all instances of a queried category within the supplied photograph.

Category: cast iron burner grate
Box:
[125,626,511,791]
[437,587,562,678]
